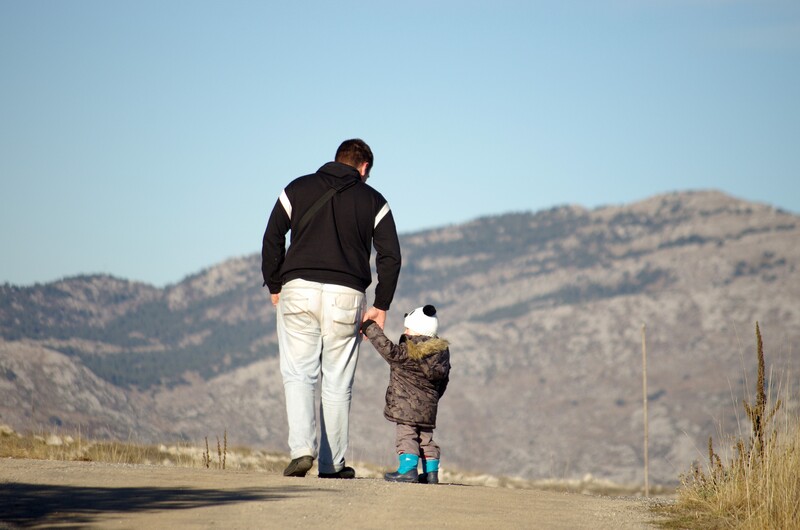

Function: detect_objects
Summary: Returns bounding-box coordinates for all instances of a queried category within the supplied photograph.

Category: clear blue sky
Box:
[2,1,798,287]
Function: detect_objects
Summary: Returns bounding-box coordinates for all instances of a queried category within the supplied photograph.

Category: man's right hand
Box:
[362,306,386,329]
[271,293,280,307]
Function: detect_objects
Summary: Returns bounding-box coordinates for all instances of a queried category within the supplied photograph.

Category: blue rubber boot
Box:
[384,454,419,483]
[419,458,439,484]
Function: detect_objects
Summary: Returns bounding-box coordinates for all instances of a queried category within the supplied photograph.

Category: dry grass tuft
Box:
[0,427,286,474]
[656,323,799,529]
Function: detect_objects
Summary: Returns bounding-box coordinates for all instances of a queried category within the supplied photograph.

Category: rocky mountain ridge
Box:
[1,189,798,486]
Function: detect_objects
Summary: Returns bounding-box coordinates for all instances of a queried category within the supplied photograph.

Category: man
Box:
[262,138,402,478]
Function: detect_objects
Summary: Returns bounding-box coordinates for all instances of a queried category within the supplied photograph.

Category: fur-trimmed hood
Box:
[403,335,450,360]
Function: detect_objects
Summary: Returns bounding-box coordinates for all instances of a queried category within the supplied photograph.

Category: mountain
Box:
[1,190,798,485]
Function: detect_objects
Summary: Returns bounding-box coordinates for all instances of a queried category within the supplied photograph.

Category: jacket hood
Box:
[405,336,449,360]
[317,161,361,190]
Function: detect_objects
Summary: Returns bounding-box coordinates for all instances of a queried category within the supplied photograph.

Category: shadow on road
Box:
[0,482,314,528]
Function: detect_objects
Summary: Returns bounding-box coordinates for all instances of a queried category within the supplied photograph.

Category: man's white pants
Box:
[277,279,365,474]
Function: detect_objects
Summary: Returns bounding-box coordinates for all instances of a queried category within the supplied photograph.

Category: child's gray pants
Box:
[395,423,440,460]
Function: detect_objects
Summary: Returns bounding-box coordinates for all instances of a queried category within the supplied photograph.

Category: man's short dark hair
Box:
[335,139,373,174]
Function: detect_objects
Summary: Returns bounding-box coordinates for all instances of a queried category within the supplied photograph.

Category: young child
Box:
[360,304,451,484]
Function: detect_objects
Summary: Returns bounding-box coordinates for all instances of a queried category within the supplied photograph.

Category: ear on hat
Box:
[422,305,436,316]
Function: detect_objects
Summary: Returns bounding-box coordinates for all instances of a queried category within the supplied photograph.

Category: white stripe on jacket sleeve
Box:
[279,190,292,219]
[374,203,390,228]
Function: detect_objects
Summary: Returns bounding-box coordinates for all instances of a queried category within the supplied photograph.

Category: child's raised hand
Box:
[360,319,376,336]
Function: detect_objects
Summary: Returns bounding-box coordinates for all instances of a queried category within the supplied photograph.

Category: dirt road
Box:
[0,458,666,529]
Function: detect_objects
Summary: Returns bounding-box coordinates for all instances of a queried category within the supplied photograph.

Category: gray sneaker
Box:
[283,455,314,477]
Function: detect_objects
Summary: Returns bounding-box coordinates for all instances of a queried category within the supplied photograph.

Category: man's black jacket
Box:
[261,161,401,311]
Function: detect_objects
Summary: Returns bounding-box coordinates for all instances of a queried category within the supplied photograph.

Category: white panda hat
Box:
[404,304,439,337]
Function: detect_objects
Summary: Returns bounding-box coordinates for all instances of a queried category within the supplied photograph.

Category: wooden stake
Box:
[642,323,649,498]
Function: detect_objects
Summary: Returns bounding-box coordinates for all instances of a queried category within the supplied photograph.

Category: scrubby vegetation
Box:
[656,324,799,529]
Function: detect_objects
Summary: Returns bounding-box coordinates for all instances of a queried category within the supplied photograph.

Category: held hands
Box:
[362,306,386,330]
